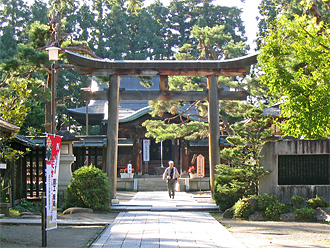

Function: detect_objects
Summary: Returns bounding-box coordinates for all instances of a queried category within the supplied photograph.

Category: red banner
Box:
[45,134,62,230]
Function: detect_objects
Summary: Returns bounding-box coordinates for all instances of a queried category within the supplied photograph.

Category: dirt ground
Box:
[1,212,329,248]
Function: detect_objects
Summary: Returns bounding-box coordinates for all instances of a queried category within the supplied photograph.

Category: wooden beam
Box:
[80,89,248,101]
[66,50,258,71]
[159,75,169,91]
[207,75,220,196]
[66,50,258,77]
[77,67,248,77]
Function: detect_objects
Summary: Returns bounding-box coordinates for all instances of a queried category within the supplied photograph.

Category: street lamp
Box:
[46,47,60,134]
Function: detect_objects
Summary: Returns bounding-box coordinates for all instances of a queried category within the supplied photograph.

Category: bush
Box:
[233,198,252,219]
[14,199,41,214]
[294,207,316,221]
[213,164,250,212]
[257,193,285,220]
[306,196,329,209]
[63,165,111,211]
[291,195,305,209]
[264,203,286,221]
[257,193,278,211]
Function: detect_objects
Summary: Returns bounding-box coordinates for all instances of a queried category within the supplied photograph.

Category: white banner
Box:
[45,134,62,230]
[143,139,150,161]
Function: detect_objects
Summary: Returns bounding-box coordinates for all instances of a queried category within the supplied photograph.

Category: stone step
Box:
[137,178,168,191]
[117,177,210,191]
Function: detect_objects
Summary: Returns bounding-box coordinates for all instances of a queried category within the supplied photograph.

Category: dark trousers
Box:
[167,179,176,197]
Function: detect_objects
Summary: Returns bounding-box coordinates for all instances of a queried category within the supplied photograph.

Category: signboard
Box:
[0,163,6,169]
[143,139,150,161]
[196,154,205,177]
[127,162,132,173]
[45,134,62,230]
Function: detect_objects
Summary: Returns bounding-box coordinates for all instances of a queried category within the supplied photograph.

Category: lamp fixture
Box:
[46,47,60,61]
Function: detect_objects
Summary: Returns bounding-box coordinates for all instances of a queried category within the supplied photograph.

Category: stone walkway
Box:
[111,191,219,212]
[93,191,245,248]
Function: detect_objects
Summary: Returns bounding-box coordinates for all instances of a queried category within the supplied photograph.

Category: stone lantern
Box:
[56,123,80,195]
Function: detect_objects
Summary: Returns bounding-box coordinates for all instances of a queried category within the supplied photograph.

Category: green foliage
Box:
[143,120,208,142]
[294,207,316,221]
[306,196,329,209]
[257,193,278,211]
[175,24,247,60]
[14,199,42,214]
[257,193,285,221]
[214,164,250,212]
[291,195,305,209]
[63,165,110,211]
[28,21,49,48]
[214,107,271,211]
[264,202,286,221]
[259,12,330,138]
[233,198,252,219]
[9,208,21,217]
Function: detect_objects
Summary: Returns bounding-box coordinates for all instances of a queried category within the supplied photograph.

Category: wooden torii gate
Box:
[66,51,258,198]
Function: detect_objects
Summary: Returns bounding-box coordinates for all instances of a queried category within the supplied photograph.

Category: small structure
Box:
[56,124,80,195]
[0,119,39,215]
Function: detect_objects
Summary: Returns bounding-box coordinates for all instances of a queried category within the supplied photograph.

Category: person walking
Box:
[163,160,180,199]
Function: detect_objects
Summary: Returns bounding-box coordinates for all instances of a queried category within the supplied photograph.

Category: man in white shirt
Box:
[163,160,180,199]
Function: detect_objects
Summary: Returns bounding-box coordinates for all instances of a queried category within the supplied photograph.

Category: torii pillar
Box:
[208,75,220,194]
[107,75,120,198]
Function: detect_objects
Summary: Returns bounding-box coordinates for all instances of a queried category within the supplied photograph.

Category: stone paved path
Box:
[93,191,244,248]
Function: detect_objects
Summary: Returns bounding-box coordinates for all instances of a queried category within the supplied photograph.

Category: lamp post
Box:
[46,47,60,134]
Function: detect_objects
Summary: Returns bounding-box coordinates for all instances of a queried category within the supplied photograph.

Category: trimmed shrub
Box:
[291,196,305,209]
[306,196,329,209]
[63,165,111,211]
[264,202,286,221]
[233,198,252,219]
[257,193,285,221]
[294,207,316,221]
[257,193,278,211]
[213,164,250,212]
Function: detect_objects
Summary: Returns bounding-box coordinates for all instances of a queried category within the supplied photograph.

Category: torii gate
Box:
[66,51,258,198]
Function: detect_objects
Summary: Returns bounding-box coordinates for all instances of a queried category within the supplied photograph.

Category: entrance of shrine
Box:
[66,50,258,198]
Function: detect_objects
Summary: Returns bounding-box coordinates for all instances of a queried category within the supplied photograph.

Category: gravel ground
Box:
[1,213,329,248]
[0,213,118,248]
[0,224,104,248]
[217,217,330,248]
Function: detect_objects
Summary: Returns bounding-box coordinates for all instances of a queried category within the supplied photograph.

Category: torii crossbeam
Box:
[66,50,258,198]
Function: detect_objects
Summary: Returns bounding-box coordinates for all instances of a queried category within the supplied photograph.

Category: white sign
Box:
[127,163,132,173]
[197,154,205,177]
[0,163,6,169]
[143,139,150,161]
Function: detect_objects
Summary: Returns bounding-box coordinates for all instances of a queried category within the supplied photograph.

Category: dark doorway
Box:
[150,140,172,162]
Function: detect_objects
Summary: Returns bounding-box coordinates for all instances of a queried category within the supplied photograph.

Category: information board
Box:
[196,154,205,177]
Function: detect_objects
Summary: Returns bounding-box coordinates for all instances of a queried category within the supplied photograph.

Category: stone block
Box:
[280,213,295,221]
[314,207,330,222]
[249,211,267,221]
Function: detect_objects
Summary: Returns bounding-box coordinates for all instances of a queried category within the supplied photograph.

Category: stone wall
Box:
[259,139,330,203]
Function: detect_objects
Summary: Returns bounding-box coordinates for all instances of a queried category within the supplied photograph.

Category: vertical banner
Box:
[143,139,150,162]
[45,134,62,230]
